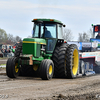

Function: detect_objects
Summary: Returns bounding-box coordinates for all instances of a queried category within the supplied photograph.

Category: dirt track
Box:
[0,74,100,100]
[0,58,100,100]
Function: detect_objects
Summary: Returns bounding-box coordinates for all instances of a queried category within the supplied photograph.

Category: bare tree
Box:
[78,32,90,42]
[0,28,7,43]
[62,28,73,41]
[78,33,83,42]
[6,33,14,44]
[88,28,93,38]
[0,28,22,45]
[15,36,22,42]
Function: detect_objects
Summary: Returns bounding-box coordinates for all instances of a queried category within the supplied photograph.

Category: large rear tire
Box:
[14,42,22,57]
[6,57,20,78]
[66,44,79,78]
[39,59,54,80]
[52,43,69,78]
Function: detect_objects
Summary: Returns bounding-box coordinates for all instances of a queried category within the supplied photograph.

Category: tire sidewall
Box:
[40,59,54,80]
[70,45,79,78]
[13,57,20,77]
[47,61,54,80]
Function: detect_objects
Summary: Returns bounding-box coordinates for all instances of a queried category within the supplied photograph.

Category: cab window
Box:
[58,24,63,39]
[33,23,39,38]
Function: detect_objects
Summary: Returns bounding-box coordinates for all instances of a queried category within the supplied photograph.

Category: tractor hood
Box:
[22,38,46,57]
[23,38,46,45]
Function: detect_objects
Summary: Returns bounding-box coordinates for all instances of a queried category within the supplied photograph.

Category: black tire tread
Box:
[6,57,19,78]
[52,43,69,78]
[40,59,54,80]
[14,42,22,57]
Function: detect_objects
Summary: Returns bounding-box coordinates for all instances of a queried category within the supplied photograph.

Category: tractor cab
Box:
[32,19,64,39]
[23,19,65,55]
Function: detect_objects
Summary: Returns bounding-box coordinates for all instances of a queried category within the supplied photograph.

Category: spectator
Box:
[96,32,100,39]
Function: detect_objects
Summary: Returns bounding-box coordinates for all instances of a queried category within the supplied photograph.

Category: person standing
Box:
[96,32,100,39]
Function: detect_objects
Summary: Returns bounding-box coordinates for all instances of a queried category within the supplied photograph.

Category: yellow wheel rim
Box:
[15,63,19,73]
[33,64,38,71]
[49,65,53,75]
[72,49,79,75]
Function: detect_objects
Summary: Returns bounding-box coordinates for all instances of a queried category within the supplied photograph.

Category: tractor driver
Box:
[43,27,52,38]
[96,32,100,39]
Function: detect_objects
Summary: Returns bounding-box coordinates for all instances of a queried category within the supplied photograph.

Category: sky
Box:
[0,0,100,40]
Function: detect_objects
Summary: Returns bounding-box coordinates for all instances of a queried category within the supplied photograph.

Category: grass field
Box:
[0,57,8,60]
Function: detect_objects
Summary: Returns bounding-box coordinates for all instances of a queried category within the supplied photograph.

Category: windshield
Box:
[32,23,57,38]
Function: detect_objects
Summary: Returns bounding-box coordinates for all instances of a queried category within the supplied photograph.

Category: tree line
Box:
[0,27,93,45]
[78,29,93,42]
[0,28,22,45]
[62,28,93,42]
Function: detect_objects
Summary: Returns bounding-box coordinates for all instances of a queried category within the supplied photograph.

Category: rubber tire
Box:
[66,44,79,79]
[14,42,22,57]
[79,60,85,75]
[39,59,54,80]
[52,43,69,78]
[6,57,20,78]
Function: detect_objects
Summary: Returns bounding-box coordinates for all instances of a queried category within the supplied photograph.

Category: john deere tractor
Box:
[6,19,79,80]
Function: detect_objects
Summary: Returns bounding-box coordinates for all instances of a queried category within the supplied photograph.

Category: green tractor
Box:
[6,19,79,80]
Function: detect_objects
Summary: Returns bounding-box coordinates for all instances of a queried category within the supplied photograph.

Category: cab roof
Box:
[32,18,63,25]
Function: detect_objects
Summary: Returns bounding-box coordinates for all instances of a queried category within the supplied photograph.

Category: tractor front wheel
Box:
[39,59,54,80]
[6,57,20,78]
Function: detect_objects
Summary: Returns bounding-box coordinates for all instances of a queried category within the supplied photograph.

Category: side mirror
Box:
[63,25,66,27]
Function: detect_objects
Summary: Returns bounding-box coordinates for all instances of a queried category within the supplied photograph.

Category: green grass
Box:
[0,64,6,68]
[0,57,8,60]
[0,64,6,66]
